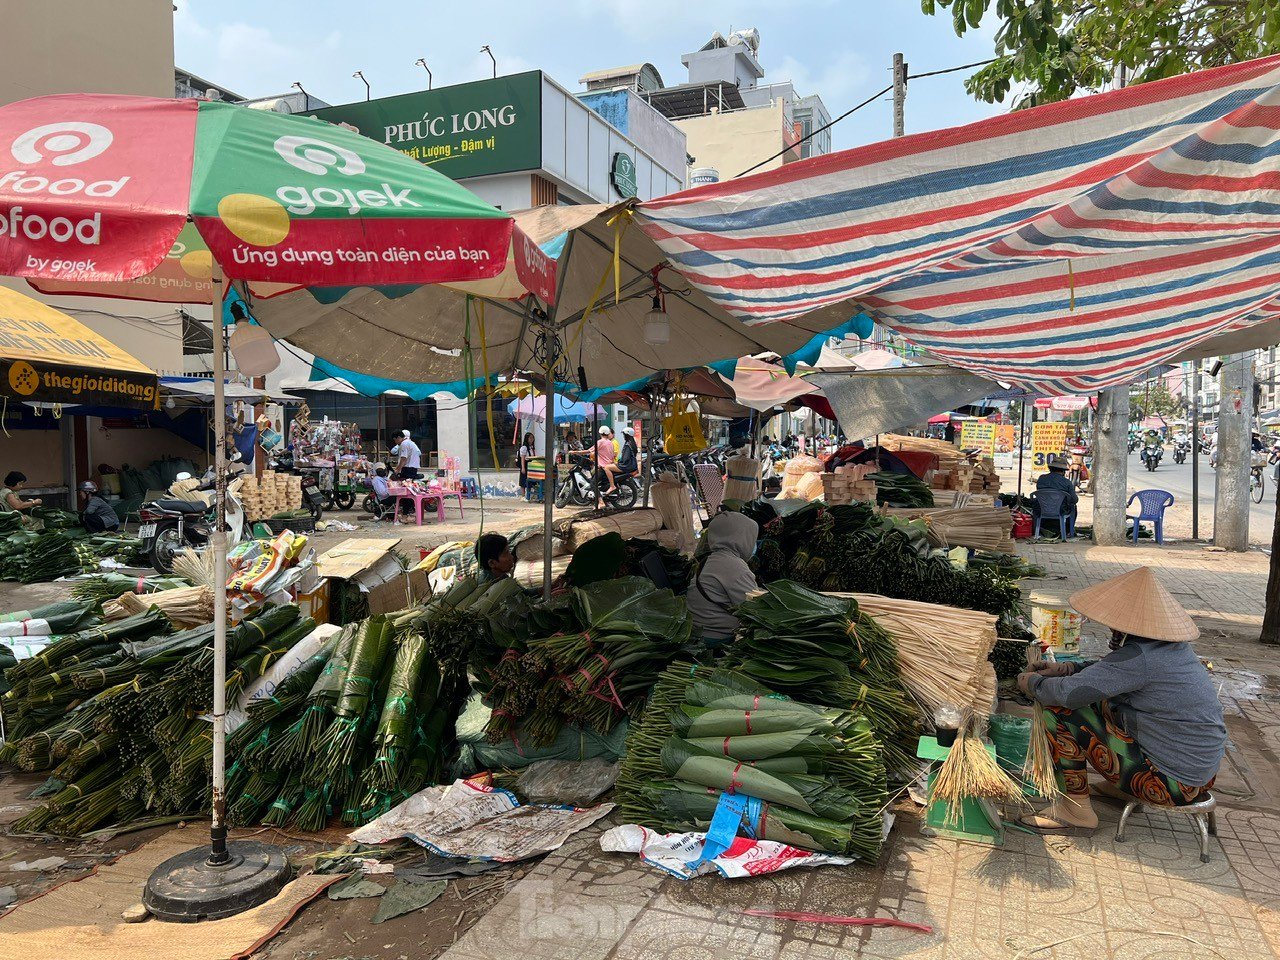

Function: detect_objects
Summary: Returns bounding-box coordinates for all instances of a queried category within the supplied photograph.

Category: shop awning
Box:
[0,286,158,410]
[635,56,1280,395]
[160,376,298,404]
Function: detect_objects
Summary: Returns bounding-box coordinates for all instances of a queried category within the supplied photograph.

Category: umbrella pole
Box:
[143,273,289,923]
[1016,400,1027,502]
[542,334,556,602]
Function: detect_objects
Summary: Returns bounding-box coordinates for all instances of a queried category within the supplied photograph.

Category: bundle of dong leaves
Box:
[475,576,691,748]
[749,501,1024,625]
[730,580,919,776]
[1,575,512,836]
[617,663,888,861]
[223,573,514,832]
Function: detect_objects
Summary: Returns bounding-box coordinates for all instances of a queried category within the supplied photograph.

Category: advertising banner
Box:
[1031,421,1069,473]
[993,423,1017,469]
[959,420,995,455]
[311,73,543,181]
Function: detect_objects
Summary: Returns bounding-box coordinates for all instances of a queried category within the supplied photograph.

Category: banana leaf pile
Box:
[70,573,192,604]
[477,577,693,748]
[730,581,920,776]
[0,605,344,836]
[865,472,935,508]
[616,662,888,860]
[6,531,82,583]
[30,507,81,529]
[0,599,98,635]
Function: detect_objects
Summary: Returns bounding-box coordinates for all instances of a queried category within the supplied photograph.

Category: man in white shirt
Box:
[395,430,422,480]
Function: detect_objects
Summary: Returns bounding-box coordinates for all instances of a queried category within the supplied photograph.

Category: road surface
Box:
[1123,448,1275,542]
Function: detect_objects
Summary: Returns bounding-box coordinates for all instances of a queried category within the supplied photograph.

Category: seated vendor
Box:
[686,512,760,651]
[1017,566,1225,834]
[369,464,396,520]
[1032,454,1078,530]
[0,471,41,514]
[476,532,515,582]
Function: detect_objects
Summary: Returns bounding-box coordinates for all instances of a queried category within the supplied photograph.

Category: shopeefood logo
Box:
[1,121,122,247]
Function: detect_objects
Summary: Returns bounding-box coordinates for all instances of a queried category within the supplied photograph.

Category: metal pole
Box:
[542,327,556,601]
[1016,400,1026,501]
[892,53,905,138]
[209,274,229,864]
[1192,365,1201,540]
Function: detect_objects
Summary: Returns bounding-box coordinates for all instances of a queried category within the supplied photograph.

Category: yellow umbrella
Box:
[0,286,158,410]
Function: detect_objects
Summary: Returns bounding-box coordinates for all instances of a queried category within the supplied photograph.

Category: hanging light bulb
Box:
[229,322,280,376]
[643,294,669,345]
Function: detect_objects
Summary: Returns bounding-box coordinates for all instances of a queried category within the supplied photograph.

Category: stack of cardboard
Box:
[239,470,303,521]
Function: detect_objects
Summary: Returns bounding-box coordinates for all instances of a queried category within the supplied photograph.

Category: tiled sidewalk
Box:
[442,540,1280,960]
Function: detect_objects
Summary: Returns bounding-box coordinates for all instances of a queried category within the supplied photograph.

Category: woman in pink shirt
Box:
[596,425,618,493]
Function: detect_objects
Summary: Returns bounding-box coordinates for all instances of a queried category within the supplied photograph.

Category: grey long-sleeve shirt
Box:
[1028,637,1226,786]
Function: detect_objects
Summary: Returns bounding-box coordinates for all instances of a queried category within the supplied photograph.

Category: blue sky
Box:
[175,0,1005,155]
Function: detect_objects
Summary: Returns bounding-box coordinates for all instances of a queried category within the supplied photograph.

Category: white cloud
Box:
[772,51,872,104]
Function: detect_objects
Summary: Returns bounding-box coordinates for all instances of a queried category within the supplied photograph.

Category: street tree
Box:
[921,0,1280,108]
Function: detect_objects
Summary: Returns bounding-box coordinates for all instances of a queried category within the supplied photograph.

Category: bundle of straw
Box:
[171,549,217,589]
[881,507,1015,553]
[511,556,572,588]
[512,530,570,562]
[104,586,214,628]
[650,477,696,554]
[722,455,762,504]
[1021,646,1062,800]
[561,509,662,552]
[839,593,999,717]
[931,723,1027,824]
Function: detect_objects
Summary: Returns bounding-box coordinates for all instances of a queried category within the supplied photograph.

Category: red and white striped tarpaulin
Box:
[637,57,1280,395]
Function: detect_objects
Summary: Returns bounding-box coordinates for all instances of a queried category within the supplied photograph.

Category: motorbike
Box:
[1173,438,1189,464]
[1141,441,1163,472]
[1128,435,1141,453]
[555,452,640,509]
[139,468,248,575]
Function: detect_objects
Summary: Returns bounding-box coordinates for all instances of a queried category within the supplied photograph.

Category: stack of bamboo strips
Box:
[722,455,761,504]
[838,593,999,717]
[512,556,572,588]
[881,506,1015,553]
[240,471,301,521]
[556,509,663,552]
[103,585,215,628]
[512,530,569,563]
[650,478,697,554]
[930,490,996,509]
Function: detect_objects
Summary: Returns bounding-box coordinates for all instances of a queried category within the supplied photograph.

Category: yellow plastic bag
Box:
[662,398,707,454]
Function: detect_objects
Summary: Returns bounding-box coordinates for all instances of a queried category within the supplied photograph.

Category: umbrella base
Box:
[143,841,291,923]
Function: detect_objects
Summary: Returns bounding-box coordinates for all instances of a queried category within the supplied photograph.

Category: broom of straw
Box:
[1021,645,1062,800]
[932,717,1028,826]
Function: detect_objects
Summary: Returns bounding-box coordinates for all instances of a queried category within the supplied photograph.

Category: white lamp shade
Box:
[229,323,280,377]
[643,307,670,345]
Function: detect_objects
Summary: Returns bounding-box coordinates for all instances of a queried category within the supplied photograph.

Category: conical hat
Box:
[1068,566,1198,642]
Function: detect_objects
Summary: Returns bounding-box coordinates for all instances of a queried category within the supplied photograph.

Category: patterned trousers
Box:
[1042,700,1213,806]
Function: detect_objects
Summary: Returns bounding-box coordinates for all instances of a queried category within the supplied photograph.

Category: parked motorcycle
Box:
[1141,441,1163,472]
[139,469,248,574]
[555,452,639,509]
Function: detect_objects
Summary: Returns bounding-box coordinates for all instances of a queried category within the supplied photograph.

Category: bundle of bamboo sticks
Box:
[103,585,215,628]
[838,593,1000,717]
[881,506,1015,553]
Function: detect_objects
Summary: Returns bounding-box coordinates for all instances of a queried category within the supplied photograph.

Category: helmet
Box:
[598,425,612,435]
[373,462,387,472]
[78,481,98,493]
[174,472,193,481]
[623,426,635,437]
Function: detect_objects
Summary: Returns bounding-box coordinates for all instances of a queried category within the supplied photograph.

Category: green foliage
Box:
[922,0,1280,107]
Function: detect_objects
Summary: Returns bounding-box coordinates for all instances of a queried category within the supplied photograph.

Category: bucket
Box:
[1012,510,1033,539]
[1029,589,1081,654]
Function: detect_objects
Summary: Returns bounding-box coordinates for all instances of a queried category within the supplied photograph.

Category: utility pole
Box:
[1191,364,1201,539]
[1214,353,1253,550]
[892,53,906,138]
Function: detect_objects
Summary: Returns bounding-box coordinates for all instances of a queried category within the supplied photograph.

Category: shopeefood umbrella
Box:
[0,285,159,409]
[0,92,535,919]
[0,93,517,287]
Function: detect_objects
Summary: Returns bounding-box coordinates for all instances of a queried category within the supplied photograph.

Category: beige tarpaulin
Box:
[252,203,857,392]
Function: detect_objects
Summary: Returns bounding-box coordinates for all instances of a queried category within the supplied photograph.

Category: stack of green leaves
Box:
[616,662,888,860]
[731,580,920,776]
[14,531,82,584]
[866,472,935,508]
[481,577,692,748]
[70,574,190,605]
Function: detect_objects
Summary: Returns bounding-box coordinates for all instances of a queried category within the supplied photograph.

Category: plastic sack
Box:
[516,758,619,806]
[453,693,629,775]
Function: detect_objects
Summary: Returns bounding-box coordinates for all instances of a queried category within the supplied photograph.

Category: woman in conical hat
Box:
[1017,566,1226,834]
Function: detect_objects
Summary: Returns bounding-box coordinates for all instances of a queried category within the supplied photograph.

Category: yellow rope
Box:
[606,207,635,305]
[477,301,500,472]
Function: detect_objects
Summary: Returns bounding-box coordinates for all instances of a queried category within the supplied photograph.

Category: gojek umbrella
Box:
[0,93,517,287]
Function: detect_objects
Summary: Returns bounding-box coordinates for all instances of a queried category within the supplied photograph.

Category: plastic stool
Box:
[1115,790,1217,862]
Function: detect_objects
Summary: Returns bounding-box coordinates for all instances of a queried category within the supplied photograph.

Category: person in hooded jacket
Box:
[686,512,760,651]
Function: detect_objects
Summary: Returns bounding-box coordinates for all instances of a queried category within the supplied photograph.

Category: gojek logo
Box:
[219,133,420,250]
[11,122,113,166]
[0,122,118,247]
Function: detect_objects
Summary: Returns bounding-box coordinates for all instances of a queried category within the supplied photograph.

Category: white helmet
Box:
[598,425,612,435]
[622,426,635,437]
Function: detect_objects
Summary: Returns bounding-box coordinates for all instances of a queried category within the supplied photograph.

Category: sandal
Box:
[1018,811,1098,836]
